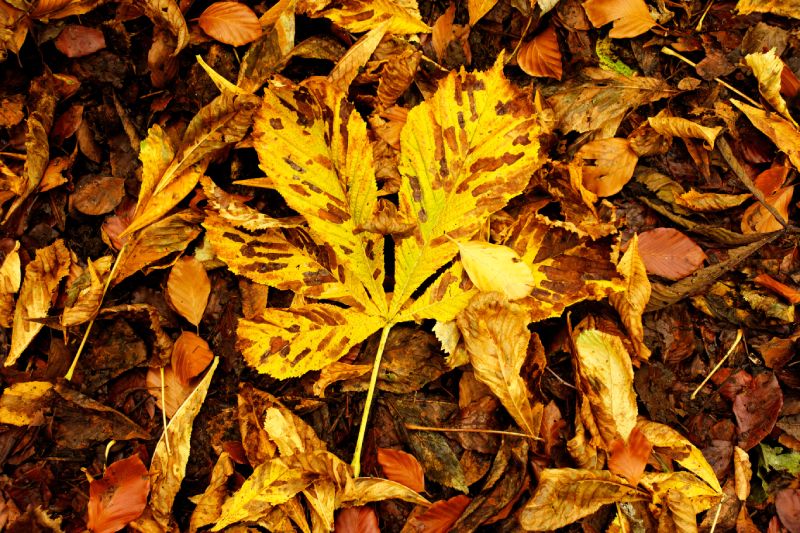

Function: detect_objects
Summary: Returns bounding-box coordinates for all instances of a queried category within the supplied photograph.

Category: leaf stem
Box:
[405,423,541,440]
[351,323,392,477]
[691,328,743,399]
[65,243,127,381]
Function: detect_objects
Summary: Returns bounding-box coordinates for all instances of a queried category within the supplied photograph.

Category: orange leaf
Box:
[54,25,106,58]
[517,25,562,80]
[431,3,455,62]
[146,365,195,418]
[575,138,638,197]
[582,0,656,38]
[637,228,706,281]
[741,186,793,234]
[171,331,214,385]
[334,506,380,533]
[87,455,150,533]
[782,62,800,99]
[753,273,800,304]
[198,2,262,46]
[167,256,210,326]
[608,427,652,485]
[754,166,789,197]
[377,448,425,493]
[407,494,471,533]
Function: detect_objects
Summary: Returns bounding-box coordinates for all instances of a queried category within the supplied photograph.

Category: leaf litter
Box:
[0,0,799,531]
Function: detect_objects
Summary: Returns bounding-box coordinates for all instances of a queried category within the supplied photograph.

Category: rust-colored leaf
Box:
[87,455,150,533]
[334,506,379,533]
[608,427,652,485]
[754,273,800,304]
[575,138,638,197]
[171,331,214,385]
[636,228,706,281]
[54,25,105,58]
[517,25,562,80]
[167,256,210,326]
[406,494,471,533]
[199,2,263,47]
[377,448,425,493]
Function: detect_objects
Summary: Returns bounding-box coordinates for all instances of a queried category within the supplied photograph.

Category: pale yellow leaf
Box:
[573,329,637,446]
[314,0,430,34]
[736,0,800,20]
[734,446,751,501]
[0,240,21,293]
[8,239,71,366]
[675,189,751,212]
[0,381,53,426]
[468,0,498,25]
[457,240,534,300]
[519,468,646,530]
[199,2,262,47]
[647,115,723,150]
[397,262,477,324]
[731,98,800,170]
[609,234,651,360]
[189,452,234,533]
[167,256,210,326]
[457,293,541,437]
[746,49,797,127]
[641,471,722,515]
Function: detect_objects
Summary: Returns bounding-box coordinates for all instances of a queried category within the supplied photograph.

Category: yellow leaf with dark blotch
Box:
[468,0,498,25]
[575,138,638,197]
[328,21,389,93]
[62,255,112,327]
[741,185,794,234]
[746,49,797,127]
[0,381,53,426]
[399,262,477,324]
[637,227,706,281]
[249,80,387,314]
[582,0,656,38]
[188,452,234,532]
[8,239,71,366]
[647,115,723,150]
[313,362,372,398]
[199,2,262,47]
[731,99,800,170]
[736,0,800,20]
[457,292,542,437]
[201,176,303,231]
[137,358,218,531]
[238,304,384,379]
[518,25,562,80]
[113,211,203,286]
[636,419,722,492]
[519,468,646,530]
[137,0,188,56]
[641,471,721,516]
[675,189,751,212]
[457,240,534,300]
[312,0,430,34]
[392,55,545,317]
[573,329,637,446]
[609,234,651,360]
[167,256,210,326]
[171,331,214,385]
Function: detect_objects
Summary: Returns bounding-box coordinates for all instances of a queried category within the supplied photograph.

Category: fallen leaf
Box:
[312,0,431,34]
[674,189,751,212]
[457,240,534,300]
[753,273,800,304]
[334,506,379,533]
[167,256,210,326]
[733,446,751,500]
[582,0,656,38]
[188,453,234,532]
[746,48,797,127]
[405,494,471,533]
[733,372,783,450]
[138,0,189,56]
[199,2,263,47]
[731,98,800,170]
[637,228,706,281]
[776,488,800,533]
[431,3,455,62]
[87,455,150,533]
[61,255,112,327]
[146,365,196,418]
[377,448,425,493]
[736,0,800,20]
[517,24,562,80]
[609,233,651,360]
[741,186,793,233]
[54,25,105,58]
[575,137,638,197]
[328,21,389,93]
[519,468,645,530]
[0,381,53,426]
[608,427,653,485]
[640,471,721,529]
[647,115,723,150]
[171,331,214,385]
[71,176,125,216]
[468,0,498,25]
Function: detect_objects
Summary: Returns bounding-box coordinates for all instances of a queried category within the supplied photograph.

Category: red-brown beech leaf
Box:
[733,372,783,450]
[377,447,425,493]
[55,25,106,58]
[754,273,800,304]
[637,228,706,281]
[406,495,471,533]
[517,25,562,80]
[198,2,262,46]
[87,455,150,533]
[776,488,800,533]
[334,506,379,533]
[607,427,652,485]
[171,331,214,385]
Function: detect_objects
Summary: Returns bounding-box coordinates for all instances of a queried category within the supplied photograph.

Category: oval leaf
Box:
[87,455,150,533]
[167,256,210,326]
[376,448,425,493]
[637,228,706,281]
[171,331,214,385]
[199,2,263,46]
[457,240,534,300]
[575,138,638,197]
[518,25,562,80]
[333,506,379,533]
[55,25,106,58]
[406,495,471,533]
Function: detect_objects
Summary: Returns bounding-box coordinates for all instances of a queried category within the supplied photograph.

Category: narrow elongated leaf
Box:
[675,189,751,212]
[647,116,723,150]
[609,234,651,359]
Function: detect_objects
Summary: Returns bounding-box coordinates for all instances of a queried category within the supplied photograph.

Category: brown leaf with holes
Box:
[518,25,562,80]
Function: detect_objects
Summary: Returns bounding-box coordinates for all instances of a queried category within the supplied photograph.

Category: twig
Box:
[661,47,762,108]
[507,14,534,65]
[691,329,743,399]
[717,137,789,229]
[708,497,724,533]
[695,1,715,31]
[405,423,542,440]
[160,366,171,454]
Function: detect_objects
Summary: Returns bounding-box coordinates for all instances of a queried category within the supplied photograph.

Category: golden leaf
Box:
[61,255,112,327]
[328,21,390,93]
[7,239,71,366]
[0,240,20,328]
[573,329,637,446]
[188,452,234,533]
[342,477,429,507]
[582,0,656,38]
[0,381,53,426]
[731,98,800,170]
[675,189,751,212]
[171,331,214,385]
[741,185,794,234]
[201,176,303,231]
[746,49,797,127]
[457,240,534,300]
[519,468,646,530]
[312,0,430,34]
[138,0,188,56]
[736,0,800,20]
[647,115,723,150]
[575,138,638,197]
[167,256,210,326]
[457,293,542,437]
[199,2,262,47]
[609,234,651,360]
[641,472,722,527]
[468,0,498,25]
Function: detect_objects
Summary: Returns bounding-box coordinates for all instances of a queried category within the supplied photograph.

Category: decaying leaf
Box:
[582,0,657,38]
[404,494,471,533]
[741,185,794,233]
[609,234,651,360]
[87,455,150,533]
[746,49,797,127]
[312,0,431,34]
[575,138,638,197]
[647,115,723,150]
[62,255,112,327]
[468,0,498,25]
[736,0,800,20]
[167,256,210,326]
[0,381,53,426]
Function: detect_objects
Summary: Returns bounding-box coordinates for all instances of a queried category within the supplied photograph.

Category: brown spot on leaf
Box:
[269,336,289,354]
[409,176,422,202]
[223,232,245,243]
[284,156,305,173]
[269,118,283,130]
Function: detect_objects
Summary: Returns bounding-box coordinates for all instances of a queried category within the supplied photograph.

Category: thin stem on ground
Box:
[691,328,744,399]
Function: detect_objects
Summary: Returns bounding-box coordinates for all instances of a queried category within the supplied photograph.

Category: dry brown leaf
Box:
[334,507,379,533]
[517,25,562,80]
[61,255,112,327]
[0,381,53,426]
[377,448,425,493]
[146,366,195,419]
[647,115,723,150]
[609,234,651,360]
[746,49,797,127]
[171,331,214,385]
[731,98,800,170]
[733,446,751,501]
[71,176,125,216]
[87,455,150,533]
[188,453,234,532]
[575,138,638,197]
[675,189,751,212]
[328,21,389,93]
[457,293,541,437]
[753,273,800,304]
[582,0,656,38]
[167,256,210,326]
[468,0,498,25]
[7,239,71,366]
[199,2,262,46]
[741,186,793,234]
[54,24,105,58]
[637,228,706,280]
[457,240,534,300]
[139,0,189,56]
